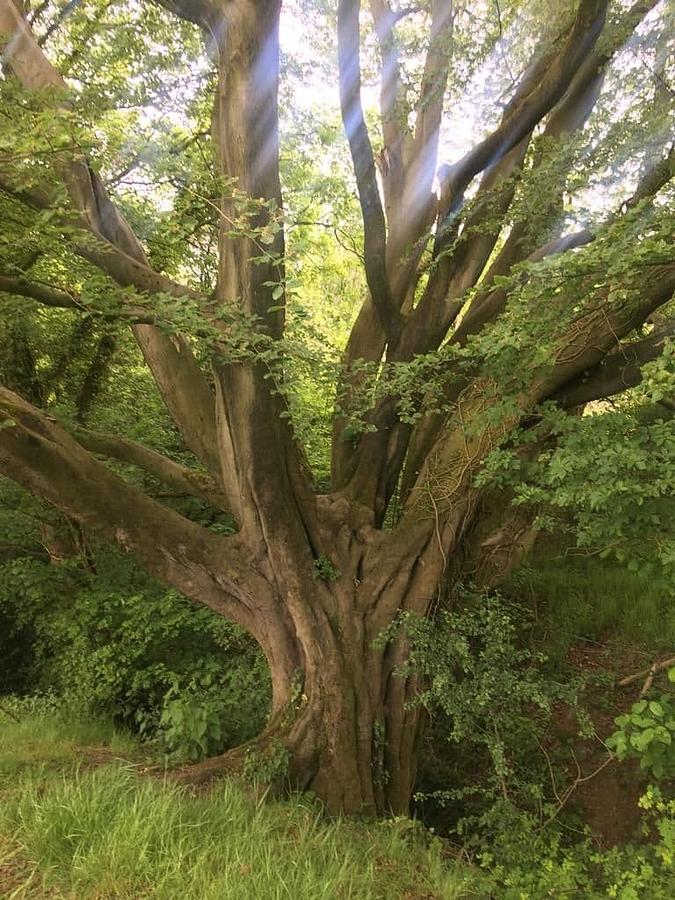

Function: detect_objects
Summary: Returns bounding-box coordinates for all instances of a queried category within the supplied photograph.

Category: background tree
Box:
[0,0,673,815]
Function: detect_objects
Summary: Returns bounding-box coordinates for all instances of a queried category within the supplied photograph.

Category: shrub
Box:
[0,498,270,758]
[607,671,675,780]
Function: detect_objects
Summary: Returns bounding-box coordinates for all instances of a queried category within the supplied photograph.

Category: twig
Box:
[617,656,675,697]
[538,749,614,831]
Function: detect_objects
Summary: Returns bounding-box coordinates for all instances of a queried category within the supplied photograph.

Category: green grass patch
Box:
[0,704,136,782]
[506,551,675,659]
[0,708,473,899]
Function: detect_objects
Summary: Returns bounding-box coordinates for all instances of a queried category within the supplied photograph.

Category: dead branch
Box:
[617,656,675,696]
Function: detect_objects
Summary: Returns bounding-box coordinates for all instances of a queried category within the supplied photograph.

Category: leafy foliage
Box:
[607,675,675,780]
[472,785,675,899]
[382,591,590,821]
[0,479,269,758]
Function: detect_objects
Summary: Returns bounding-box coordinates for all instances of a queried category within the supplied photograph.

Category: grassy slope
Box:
[505,548,675,660]
[0,712,475,900]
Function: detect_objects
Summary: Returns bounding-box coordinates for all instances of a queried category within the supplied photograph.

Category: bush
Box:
[390,590,589,828]
[475,786,675,899]
[0,495,270,758]
[607,671,675,780]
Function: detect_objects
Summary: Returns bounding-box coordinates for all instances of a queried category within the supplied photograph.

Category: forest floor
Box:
[1,552,673,899]
[1,645,673,900]
[550,637,653,847]
[0,712,475,900]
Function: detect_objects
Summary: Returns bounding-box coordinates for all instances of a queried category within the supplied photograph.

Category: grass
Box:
[0,706,136,780]
[2,550,672,899]
[0,708,476,899]
[505,549,675,660]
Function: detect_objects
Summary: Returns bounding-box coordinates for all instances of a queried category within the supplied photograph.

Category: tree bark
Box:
[170,515,444,816]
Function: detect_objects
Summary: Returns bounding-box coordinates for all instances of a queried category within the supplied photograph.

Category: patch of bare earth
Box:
[549,637,672,848]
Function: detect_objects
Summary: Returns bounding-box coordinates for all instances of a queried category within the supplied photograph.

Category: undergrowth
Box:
[1,703,674,899]
[0,705,470,900]
[505,549,675,659]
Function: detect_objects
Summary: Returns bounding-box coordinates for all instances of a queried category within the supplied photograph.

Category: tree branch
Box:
[71,427,231,511]
[624,143,675,211]
[0,271,155,323]
[0,0,222,480]
[552,321,675,408]
[437,0,608,223]
[0,175,202,306]
[339,1,604,511]
[0,273,79,309]
[411,1,454,197]
[454,228,595,344]
[457,133,674,346]
[470,0,662,294]
[151,0,219,29]
[538,263,675,402]
[401,142,674,499]
[402,263,675,525]
[405,17,590,346]
[369,0,413,202]
[333,3,454,486]
[338,0,402,343]
[0,386,263,633]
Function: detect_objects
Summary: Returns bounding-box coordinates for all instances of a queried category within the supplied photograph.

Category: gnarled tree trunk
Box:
[1,0,673,816]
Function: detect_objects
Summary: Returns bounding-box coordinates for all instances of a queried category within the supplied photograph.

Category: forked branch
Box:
[552,321,675,408]
[437,0,608,223]
[0,387,261,632]
[338,0,402,343]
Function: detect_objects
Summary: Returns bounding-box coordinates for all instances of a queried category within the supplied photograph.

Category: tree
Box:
[0,0,673,815]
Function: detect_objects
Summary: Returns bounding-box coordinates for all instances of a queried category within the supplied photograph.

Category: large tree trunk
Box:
[282,631,427,817]
[198,610,428,816]
[170,508,445,816]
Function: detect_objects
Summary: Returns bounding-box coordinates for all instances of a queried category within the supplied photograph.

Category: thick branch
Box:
[457,135,674,346]
[333,3,454,485]
[71,427,230,510]
[411,0,637,344]
[471,0,662,292]
[0,387,262,633]
[411,1,454,196]
[537,263,675,402]
[552,322,675,408]
[369,0,412,203]
[403,158,673,497]
[0,273,79,308]
[1,177,202,309]
[405,7,606,348]
[152,0,219,29]
[338,0,401,342]
[438,0,608,220]
[403,263,675,522]
[0,270,155,323]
